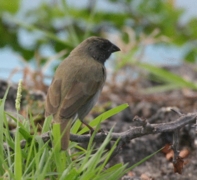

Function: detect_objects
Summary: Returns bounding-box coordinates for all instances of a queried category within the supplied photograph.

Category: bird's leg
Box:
[80,119,94,133]
[80,119,106,135]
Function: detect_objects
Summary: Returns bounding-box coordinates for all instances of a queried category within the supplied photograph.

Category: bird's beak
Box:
[110,44,121,53]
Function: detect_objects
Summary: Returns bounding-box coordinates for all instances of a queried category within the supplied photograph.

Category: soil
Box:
[1,63,197,180]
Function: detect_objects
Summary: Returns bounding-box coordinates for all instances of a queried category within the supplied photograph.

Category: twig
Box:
[3,112,197,150]
[172,129,180,163]
[170,108,183,116]
[70,112,197,143]
[149,106,180,123]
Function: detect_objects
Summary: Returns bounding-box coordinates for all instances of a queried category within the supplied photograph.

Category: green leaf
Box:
[78,103,129,134]
[18,127,32,142]
[184,48,197,63]
[0,0,20,14]
[139,63,197,90]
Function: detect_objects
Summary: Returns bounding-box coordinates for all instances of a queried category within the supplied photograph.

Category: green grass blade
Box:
[78,103,129,134]
[42,116,52,133]
[0,87,9,175]
[141,83,180,94]
[14,127,22,179]
[139,63,197,89]
[71,119,81,134]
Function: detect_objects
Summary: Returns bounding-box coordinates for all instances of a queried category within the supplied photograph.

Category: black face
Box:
[87,37,120,64]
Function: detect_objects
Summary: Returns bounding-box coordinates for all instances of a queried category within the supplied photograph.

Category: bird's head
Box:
[72,36,120,64]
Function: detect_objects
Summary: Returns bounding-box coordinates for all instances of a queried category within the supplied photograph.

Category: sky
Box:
[0,0,197,83]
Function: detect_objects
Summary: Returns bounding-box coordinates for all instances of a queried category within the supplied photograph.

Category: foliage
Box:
[138,63,197,93]
[0,0,197,62]
[1,0,197,92]
[0,87,127,179]
[0,88,125,179]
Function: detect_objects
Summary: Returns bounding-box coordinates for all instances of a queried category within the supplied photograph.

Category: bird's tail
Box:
[60,120,71,150]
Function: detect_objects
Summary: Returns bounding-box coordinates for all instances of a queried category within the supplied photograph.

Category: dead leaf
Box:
[173,156,184,174]
[127,171,135,177]
[179,148,190,158]
[140,173,153,180]
[166,150,174,161]
[162,144,171,154]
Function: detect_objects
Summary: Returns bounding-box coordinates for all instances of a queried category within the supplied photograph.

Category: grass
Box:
[0,85,163,180]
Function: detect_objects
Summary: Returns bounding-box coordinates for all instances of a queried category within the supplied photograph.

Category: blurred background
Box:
[0,0,197,89]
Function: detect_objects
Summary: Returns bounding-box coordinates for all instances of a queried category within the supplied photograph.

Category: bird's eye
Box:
[100,43,109,50]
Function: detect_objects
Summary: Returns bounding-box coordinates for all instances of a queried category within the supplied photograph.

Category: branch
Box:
[70,112,197,143]
[3,112,197,150]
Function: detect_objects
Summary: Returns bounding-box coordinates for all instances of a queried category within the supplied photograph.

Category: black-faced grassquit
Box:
[45,36,120,150]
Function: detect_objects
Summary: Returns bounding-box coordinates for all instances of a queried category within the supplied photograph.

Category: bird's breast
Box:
[77,89,102,120]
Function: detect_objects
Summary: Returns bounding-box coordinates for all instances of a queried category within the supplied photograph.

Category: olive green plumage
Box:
[45,36,120,150]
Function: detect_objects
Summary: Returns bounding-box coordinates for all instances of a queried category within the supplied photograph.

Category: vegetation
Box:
[0,86,162,179]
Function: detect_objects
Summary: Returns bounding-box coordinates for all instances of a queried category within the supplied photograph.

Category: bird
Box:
[45,36,120,150]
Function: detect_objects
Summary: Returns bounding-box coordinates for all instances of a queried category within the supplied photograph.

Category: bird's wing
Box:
[59,78,103,119]
[45,66,106,119]
[45,78,62,117]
